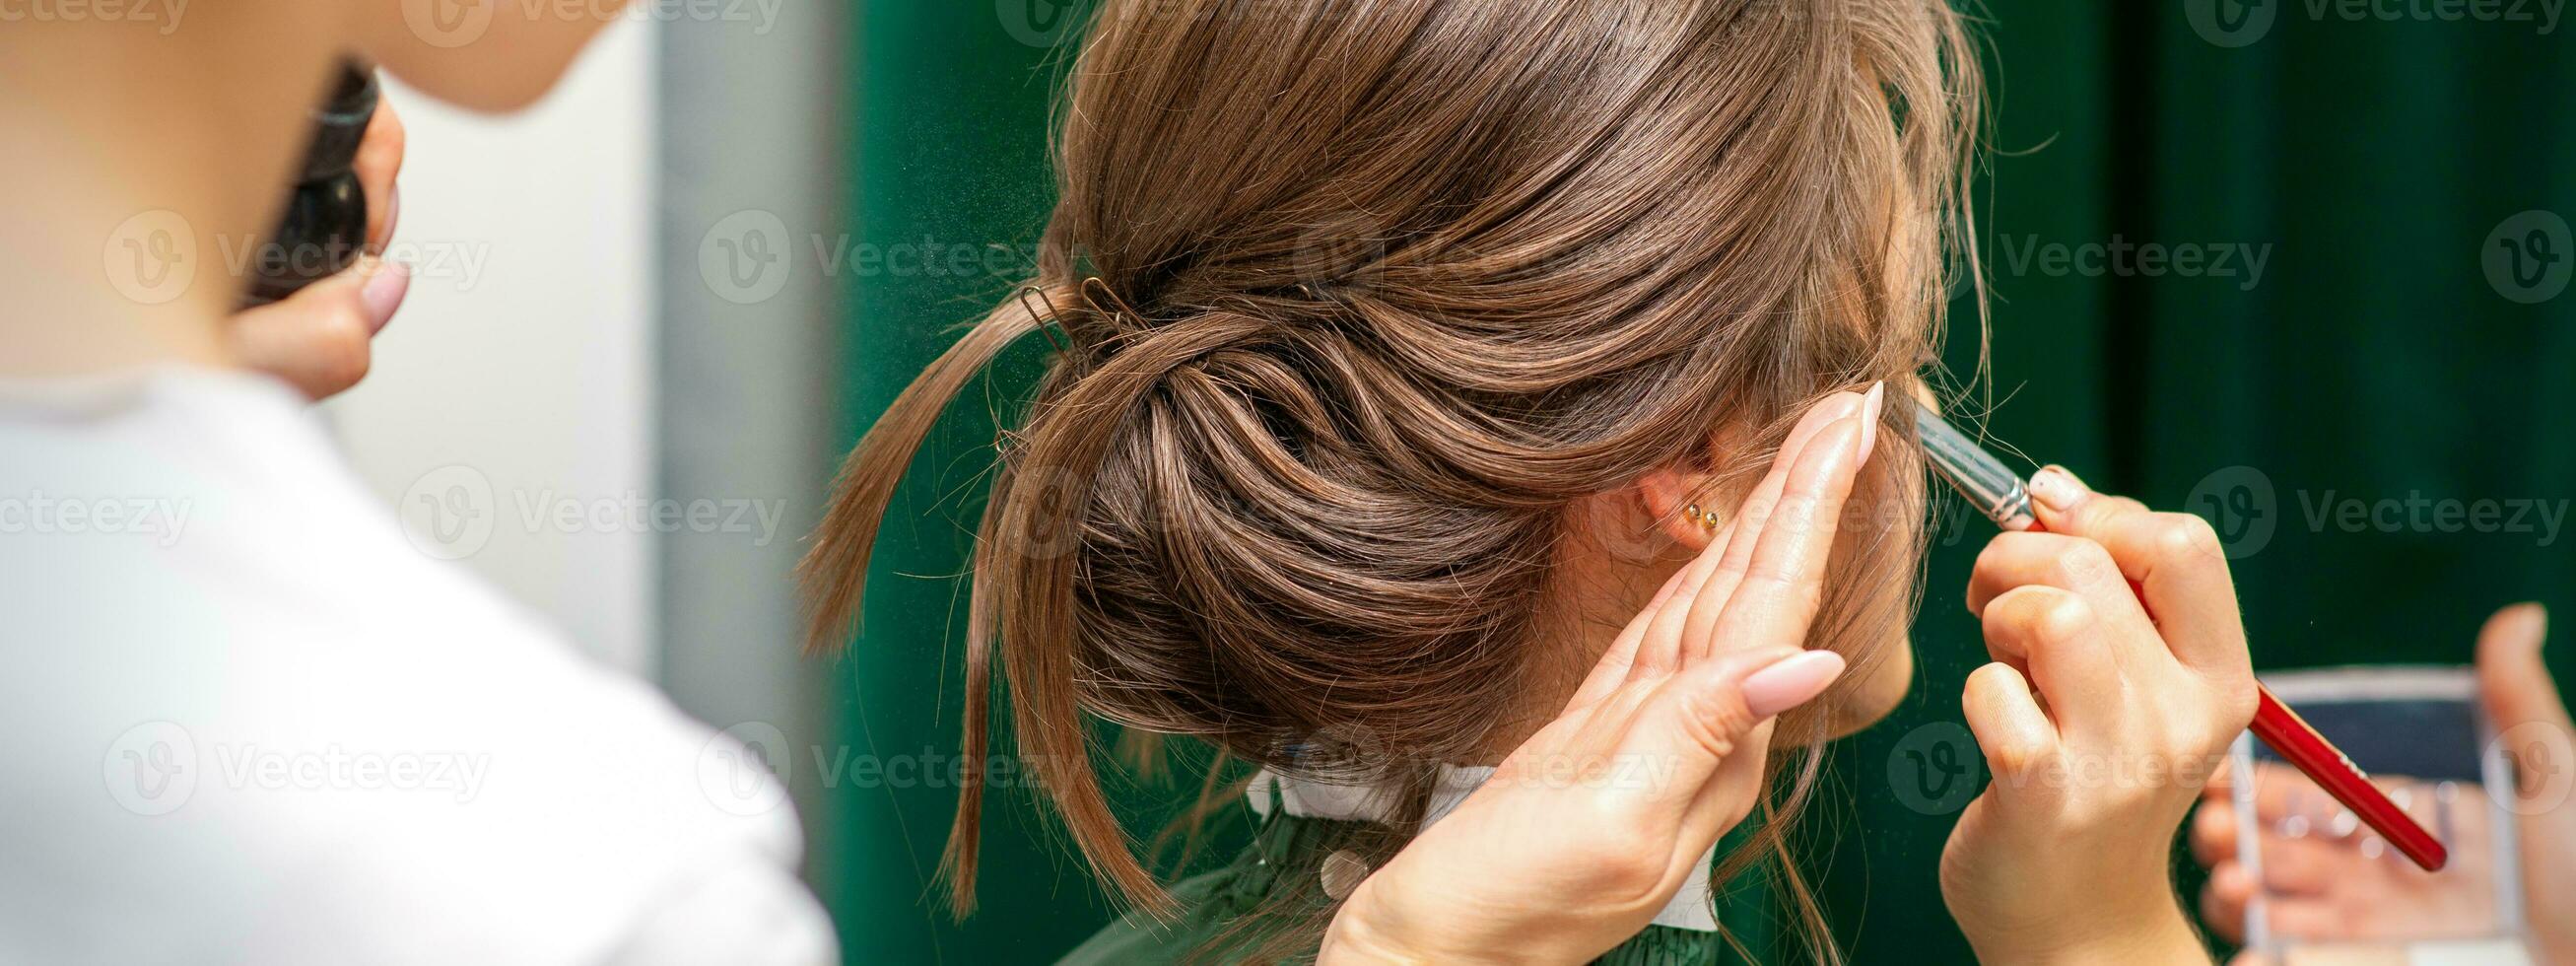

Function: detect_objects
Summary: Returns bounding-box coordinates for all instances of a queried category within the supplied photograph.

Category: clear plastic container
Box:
[2227,666,2534,964]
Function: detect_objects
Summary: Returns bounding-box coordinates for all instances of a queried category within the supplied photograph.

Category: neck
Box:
[1470,537,1676,762]
[0,10,339,379]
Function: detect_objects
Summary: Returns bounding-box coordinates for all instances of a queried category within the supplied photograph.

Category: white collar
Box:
[1247,767,1722,932]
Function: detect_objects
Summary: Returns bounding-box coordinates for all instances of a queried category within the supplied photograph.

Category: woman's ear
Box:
[1635,467,1723,551]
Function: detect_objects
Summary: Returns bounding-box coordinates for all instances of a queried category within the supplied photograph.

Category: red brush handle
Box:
[2247,686,2448,870]
[2019,521,2448,870]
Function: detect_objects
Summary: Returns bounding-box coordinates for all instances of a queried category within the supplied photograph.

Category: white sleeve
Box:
[598,857,839,966]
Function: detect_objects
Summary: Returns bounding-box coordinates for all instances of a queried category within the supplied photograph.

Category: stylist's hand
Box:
[228,97,410,399]
[1321,386,1883,965]
[2190,604,2576,962]
[1944,466,2258,963]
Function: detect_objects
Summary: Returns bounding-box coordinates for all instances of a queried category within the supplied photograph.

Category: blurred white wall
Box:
[652,0,843,858]
[324,20,660,673]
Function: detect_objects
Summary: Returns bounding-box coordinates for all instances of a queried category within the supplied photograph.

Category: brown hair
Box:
[803,0,1982,957]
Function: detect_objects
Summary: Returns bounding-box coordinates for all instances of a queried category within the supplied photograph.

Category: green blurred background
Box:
[811,1,2575,961]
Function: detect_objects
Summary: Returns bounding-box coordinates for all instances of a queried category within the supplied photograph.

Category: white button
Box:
[1319,850,1369,900]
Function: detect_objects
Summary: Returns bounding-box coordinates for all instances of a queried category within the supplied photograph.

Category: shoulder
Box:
[0,378,823,963]
[7,570,817,963]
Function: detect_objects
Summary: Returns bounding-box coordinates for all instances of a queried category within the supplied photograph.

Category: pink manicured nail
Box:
[1742,651,1847,718]
[1807,390,1866,425]
[2027,465,2086,513]
[362,260,410,334]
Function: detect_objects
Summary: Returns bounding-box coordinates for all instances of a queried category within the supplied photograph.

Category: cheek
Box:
[1816,505,1922,736]
[1844,632,1916,730]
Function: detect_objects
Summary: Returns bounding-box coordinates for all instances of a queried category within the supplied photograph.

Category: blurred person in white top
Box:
[0,3,835,963]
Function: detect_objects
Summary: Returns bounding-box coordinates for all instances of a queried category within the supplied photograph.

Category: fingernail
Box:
[2027,465,2087,513]
[1742,651,1847,718]
[1859,381,1885,463]
[1812,390,1867,422]
[362,260,410,334]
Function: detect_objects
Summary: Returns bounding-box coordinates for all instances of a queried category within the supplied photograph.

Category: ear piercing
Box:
[1683,503,1717,530]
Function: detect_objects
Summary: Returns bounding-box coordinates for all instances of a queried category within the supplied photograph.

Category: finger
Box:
[2474,604,2576,815]
[1566,562,1699,713]
[1685,718,1779,862]
[1979,585,2121,712]
[2260,898,2354,941]
[1965,530,2148,631]
[229,256,408,399]
[1657,387,1870,670]
[2478,602,2569,732]
[1625,515,1743,681]
[1961,661,2060,791]
[356,98,406,252]
[2192,795,2239,867]
[2249,835,2345,896]
[1628,388,1860,682]
[2025,466,2248,676]
[2225,761,2339,830]
[1609,648,1843,828]
[2201,862,2253,943]
[1698,412,1875,658]
[1965,530,2158,685]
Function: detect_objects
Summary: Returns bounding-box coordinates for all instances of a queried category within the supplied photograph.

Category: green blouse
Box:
[1059,809,1762,965]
